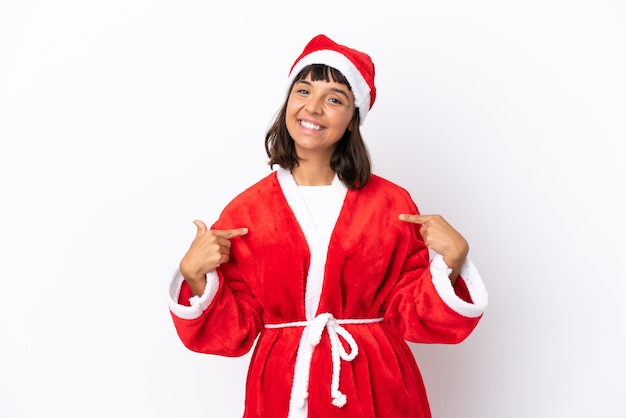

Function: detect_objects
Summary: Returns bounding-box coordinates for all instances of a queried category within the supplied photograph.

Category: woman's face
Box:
[285,74,355,161]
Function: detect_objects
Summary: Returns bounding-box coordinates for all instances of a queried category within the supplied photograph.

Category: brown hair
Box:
[264,64,372,190]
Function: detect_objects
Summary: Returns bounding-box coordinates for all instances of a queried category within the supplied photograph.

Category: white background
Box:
[1,1,624,417]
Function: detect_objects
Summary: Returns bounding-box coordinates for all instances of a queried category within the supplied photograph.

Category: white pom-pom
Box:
[331,393,347,408]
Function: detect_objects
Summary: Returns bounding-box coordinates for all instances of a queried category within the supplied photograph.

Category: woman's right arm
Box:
[168,220,262,357]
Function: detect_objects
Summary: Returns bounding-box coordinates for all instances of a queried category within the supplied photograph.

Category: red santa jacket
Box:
[169,167,488,418]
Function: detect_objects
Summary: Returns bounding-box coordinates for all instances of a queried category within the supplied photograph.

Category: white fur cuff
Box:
[167,270,220,320]
[430,252,488,318]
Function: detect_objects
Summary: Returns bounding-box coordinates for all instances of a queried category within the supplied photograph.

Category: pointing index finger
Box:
[212,228,249,238]
[399,214,429,224]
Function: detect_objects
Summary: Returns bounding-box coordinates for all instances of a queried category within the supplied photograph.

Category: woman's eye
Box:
[329,97,342,105]
[296,89,309,95]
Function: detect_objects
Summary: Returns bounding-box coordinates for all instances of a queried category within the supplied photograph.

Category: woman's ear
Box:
[347,110,359,132]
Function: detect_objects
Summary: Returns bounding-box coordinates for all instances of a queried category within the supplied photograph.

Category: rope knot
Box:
[266,314,383,416]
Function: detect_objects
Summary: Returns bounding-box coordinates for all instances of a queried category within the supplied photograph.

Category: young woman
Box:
[168,34,488,418]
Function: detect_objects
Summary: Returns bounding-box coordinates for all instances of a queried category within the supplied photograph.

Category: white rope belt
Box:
[265,313,384,412]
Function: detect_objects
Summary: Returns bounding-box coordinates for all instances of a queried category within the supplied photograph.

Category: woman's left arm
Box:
[383,211,488,344]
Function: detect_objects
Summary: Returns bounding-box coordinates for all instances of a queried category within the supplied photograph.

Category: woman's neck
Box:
[291,162,335,186]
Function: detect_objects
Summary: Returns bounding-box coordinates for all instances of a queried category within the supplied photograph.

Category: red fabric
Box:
[453,275,473,303]
[170,172,483,418]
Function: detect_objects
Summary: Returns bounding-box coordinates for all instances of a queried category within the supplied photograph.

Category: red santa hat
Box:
[288,34,376,125]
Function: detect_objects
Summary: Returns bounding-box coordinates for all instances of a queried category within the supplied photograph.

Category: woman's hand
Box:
[179,220,248,295]
[399,213,468,283]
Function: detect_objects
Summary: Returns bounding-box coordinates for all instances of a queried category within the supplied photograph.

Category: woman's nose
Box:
[305,95,323,114]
